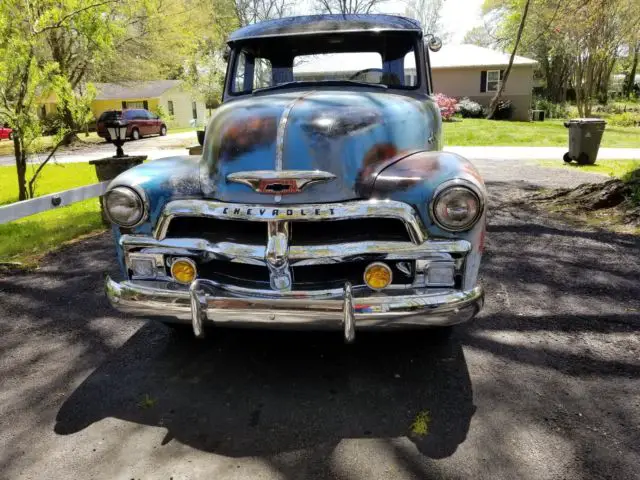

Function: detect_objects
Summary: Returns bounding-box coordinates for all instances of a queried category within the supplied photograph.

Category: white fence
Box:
[0,181,108,224]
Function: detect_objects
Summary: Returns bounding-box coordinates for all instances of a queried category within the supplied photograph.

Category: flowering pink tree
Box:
[434,93,458,121]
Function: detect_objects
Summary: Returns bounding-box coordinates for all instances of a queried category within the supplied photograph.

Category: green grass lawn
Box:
[443,119,640,148]
[0,163,105,263]
[168,126,198,134]
[537,159,640,178]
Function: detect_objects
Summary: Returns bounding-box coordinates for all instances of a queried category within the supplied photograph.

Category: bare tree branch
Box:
[234,0,293,26]
[313,0,387,15]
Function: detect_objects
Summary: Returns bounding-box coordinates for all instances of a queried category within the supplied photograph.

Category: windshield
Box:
[229,31,420,95]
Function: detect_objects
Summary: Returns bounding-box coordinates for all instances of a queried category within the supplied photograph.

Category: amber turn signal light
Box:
[170,258,197,284]
[363,262,393,291]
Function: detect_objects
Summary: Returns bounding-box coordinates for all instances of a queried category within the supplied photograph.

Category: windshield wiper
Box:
[253,80,388,94]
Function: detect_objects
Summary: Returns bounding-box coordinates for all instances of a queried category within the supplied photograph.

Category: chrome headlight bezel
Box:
[104,185,148,228]
[429,179,484,232]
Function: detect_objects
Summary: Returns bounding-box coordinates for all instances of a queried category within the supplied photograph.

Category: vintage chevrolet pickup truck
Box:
[104,14,486,342]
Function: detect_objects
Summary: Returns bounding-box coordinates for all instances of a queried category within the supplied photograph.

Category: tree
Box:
[0,0,110,200]
[404,0,448,39]
[183,52,227,121]
[463,25,500,48]
[314,0,387,14]
[484,0,573,103]
[486,0,640,113]
[234,0,292,26]
[42,0,121,136]
[558,0,639,116]
[486,0,531,119]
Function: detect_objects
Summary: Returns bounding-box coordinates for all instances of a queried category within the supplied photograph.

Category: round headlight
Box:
[431,185,482,231]
[104,186,146,227]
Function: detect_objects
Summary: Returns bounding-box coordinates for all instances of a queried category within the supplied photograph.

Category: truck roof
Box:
[228,14,423,43]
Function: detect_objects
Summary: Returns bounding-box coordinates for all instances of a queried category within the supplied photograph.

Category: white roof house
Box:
[429,44,538,69]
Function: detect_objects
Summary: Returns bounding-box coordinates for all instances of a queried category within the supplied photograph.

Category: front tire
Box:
[159,125,167,136]
[8,132,13,140]
[131,128,140,141]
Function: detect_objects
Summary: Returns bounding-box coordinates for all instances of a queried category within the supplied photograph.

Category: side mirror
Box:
[223,45,230,63]
[425,35,442,52]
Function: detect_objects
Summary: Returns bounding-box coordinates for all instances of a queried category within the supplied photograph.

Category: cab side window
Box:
[233,52,272,93]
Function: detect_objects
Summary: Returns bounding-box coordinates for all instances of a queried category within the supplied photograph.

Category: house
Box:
[429,45,538,121]
[293,44,538,121]
[38,80,207,128]
[92,80,207,128]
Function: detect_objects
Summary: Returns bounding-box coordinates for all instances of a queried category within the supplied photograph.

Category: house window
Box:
[192,101,197,119]
[125,101,145,109]
[486,70,501,92]
[168,100,174,116]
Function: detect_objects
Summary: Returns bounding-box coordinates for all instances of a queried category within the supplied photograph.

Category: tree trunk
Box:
[624,42,639,98]
[487,0,531,119]
[14,134,28,201]
[60,104,79,145]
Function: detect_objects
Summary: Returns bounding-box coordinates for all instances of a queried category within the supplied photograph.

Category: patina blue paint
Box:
[200,89,441,204]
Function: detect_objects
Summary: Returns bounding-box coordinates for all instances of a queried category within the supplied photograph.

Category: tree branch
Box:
[27,131,76,198]
[33,0,120,35]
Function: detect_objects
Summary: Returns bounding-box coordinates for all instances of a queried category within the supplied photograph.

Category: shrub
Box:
[39,113,64,136]
[593,102,640,115]
[433,93,458,121]
[456,97,483,118]
[607,112,640,127]
[533,98,570,119]
[152,105,171,121]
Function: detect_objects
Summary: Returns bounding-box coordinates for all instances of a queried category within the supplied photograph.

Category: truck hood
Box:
[200,89,441,204]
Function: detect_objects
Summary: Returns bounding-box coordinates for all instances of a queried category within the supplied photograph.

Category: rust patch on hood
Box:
[218,115,278,160]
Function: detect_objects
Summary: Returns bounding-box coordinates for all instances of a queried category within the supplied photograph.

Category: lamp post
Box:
[106,118,129,158]
[90,117,146,225]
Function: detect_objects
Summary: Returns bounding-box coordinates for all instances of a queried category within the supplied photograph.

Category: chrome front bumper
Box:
[105,277,483,342]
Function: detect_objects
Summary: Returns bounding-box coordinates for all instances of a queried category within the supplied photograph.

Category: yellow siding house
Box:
[92,80,207,128]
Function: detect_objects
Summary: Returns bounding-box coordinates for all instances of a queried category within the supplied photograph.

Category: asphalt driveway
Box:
[0,159,638,479]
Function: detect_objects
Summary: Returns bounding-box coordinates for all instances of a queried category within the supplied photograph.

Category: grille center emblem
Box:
[260,179,299,194]
[265,221,291,291]
[227,170,336,195]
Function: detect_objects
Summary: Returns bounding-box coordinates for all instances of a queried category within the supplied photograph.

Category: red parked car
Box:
[96,109,167,141]
[0,125,13,141]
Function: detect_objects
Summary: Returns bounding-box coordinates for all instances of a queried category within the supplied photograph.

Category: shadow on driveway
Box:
[54,328,474,460]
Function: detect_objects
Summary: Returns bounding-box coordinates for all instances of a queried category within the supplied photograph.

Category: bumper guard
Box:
[106,277,483,343]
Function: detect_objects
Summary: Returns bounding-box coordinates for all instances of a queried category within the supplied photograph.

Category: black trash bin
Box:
[563,118,606,165]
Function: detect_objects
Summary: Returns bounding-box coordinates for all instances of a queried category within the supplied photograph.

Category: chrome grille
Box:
[146,200,442,292]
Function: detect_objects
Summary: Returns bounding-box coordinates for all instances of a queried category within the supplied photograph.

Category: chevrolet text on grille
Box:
[221,207,336,217]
